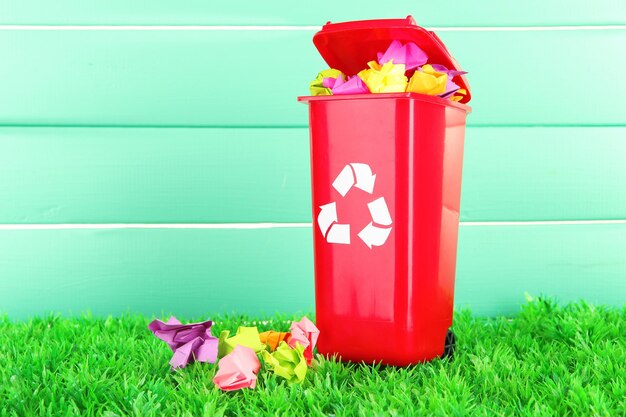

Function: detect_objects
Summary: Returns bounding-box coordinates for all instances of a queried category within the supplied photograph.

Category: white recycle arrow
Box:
[358,223,392,249]
[326,223,350,244]
[351,163,376,194]
[317,202,337,237]
[317,203,350,244]
[367,197,392,226]
[332,163,376,197]
[358,197,392,248]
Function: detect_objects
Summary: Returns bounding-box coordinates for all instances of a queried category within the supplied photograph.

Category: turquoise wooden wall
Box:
[1,2,625,318]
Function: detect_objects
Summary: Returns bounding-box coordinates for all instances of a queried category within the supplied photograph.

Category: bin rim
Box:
[298,92,471,114]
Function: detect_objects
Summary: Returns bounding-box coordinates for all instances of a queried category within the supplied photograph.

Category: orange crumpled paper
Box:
[259,330,291,351]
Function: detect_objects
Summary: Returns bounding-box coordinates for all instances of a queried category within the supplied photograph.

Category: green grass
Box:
[1,299,625,417]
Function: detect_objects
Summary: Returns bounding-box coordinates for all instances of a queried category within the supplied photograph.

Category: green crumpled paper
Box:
[309,68,344,96]
[218,326,266,358]
[261,341,308,383]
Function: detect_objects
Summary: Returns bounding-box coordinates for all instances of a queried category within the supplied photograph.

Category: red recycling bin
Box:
[299,17,472,366]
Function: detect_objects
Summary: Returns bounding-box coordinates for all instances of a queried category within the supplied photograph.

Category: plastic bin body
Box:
[299,92,469,365]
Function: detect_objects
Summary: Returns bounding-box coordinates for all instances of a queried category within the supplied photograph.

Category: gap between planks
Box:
[1,220,626,230]
[0,25,624,31]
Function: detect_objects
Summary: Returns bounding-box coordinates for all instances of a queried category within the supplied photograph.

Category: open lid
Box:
[312,16,471,104]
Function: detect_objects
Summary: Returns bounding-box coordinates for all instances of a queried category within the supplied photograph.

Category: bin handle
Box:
[324,15,418,27]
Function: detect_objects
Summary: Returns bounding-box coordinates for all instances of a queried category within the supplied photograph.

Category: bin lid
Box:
[312,16,471,104]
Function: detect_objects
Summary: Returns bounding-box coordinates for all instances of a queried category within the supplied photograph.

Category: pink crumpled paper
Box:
[288,316,320,364]
[377,40,428,70]
[213,345,261,391]
[148,317,218,369]
[323,75,369,95]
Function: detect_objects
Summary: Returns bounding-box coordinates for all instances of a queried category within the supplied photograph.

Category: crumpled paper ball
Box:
[357,60,408,94]
[262,341,308,383]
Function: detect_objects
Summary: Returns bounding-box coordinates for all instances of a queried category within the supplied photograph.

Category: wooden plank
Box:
[0,224,624,319]
[455,223,626,316]
[460,127,626,221]
[0,228,316,319]
[0,0,624,26]
[1,126,625,224]
[0,127,312,223]
[0,30,624,127]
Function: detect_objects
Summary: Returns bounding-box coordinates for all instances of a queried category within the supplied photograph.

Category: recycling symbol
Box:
[317,163,392,249]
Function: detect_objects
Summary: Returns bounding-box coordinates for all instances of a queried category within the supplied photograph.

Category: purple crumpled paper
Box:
[322,75,369,95]
[429,64,468,98]
[148,316,218,369]
[377,40,428,70]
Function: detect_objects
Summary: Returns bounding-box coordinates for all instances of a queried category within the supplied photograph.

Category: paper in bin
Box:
[358,61,408,94]
[451,88,468,102]
[213,345,261,391]
[261,341,308,383]
[428,64,467,98]
[148,316,218,369]
[323,75,369,95]
[323,76,339,89]
[333,76,369,94]
[218,326,266,358]
[310,69,344,96]
[407,64,448,95]
[439,78,461,98]
[377,40,428,70]
[429,64,467,79]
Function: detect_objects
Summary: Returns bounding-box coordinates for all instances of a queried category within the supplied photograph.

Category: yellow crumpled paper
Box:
[310,69,344,96]
[357,60,408,94]
[407,64,448,95]
[218,326,266,358]
[261,341,308,383]
[451,88,468,102]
